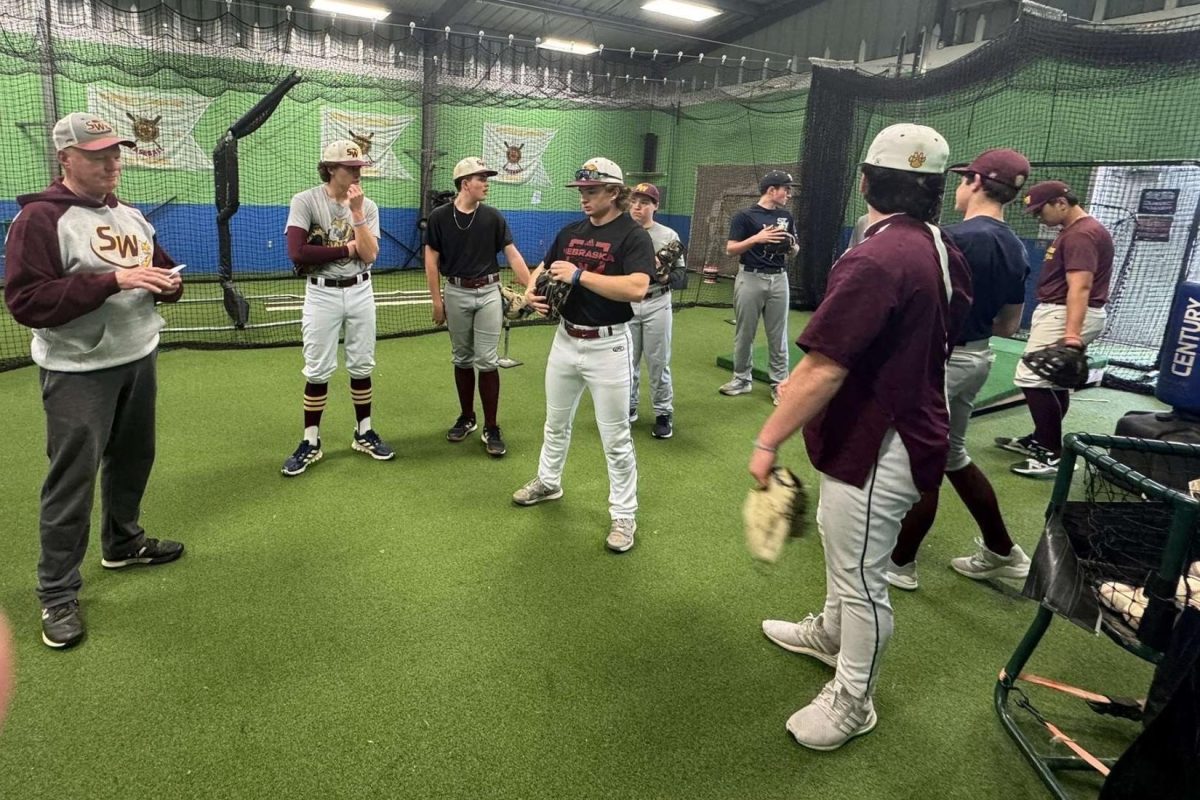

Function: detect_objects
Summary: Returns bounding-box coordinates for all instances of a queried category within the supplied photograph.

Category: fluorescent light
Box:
[642,0,721,22]
[310,0,390,21]
[536,37,600,55]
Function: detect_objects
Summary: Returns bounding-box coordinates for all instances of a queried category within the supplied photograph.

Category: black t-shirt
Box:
[945,217,1028,344]
[728,203,796,270]
[542,214,656,326]
[426,203,513,278]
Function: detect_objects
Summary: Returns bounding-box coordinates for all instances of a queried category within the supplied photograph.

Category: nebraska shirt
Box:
[542,214,655,326]
[798,214,972,492]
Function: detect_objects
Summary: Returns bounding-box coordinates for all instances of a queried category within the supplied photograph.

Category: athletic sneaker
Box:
[447,416,478,443]
[352,429,396,461]
[995,434,1040,458]
[629,407,638,423]
[512,478,563,506]
[762,614,839,667]
[606,518,637,553]
[101,537,185,569]
[951,539,1032,581]
[884,560,919,591]
[41,600,84,649]
[787,679,878,752]
[771,384,781,406]
[1010,449,1062,479]
[282,439,322,476]
[482,426,507,458]
[719,378,752,396]
[651,414,673,439]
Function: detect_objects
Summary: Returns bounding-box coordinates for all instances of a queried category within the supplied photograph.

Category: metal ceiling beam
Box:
[475,0,752,43]
[425,0,463,29]
[701,0,825,46]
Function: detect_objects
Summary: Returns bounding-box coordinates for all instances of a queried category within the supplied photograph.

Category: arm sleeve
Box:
[3,205,120,328]
[286,226,350,265]
[797,254,896,369]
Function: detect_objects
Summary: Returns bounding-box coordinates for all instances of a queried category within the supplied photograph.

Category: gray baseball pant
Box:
[444,282,502,371]
[732,269,790,386]
[628,289,674,416]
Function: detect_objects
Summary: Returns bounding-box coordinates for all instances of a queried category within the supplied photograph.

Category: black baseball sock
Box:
[479,370,500,429]
[947,464,1013,556]
[455,367,476,421]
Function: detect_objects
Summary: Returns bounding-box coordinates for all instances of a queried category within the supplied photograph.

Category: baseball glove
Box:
[654,239,685,284]
[1021,339,1088,389]
[500,285,532,320]
[534,271,572,322]
[743,466,807,563]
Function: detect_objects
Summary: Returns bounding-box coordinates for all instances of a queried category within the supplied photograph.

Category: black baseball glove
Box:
[743,466,807,563]
[654,239,685,284]
[1021,339,1088,389]
[534,271,572,322]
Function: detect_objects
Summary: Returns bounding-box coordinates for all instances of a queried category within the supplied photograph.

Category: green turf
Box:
[0,307,1165,799]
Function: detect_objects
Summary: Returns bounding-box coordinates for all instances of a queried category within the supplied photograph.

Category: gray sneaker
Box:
[762,614,839,667]
[606,518,636,553]
[786,679,878,751]
[719,379,752,396]
[512,478,563,506]
[884,560,919,591]
[951,539,1031,581]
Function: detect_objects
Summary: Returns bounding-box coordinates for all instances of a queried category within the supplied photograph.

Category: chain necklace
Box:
[452,203,478,231]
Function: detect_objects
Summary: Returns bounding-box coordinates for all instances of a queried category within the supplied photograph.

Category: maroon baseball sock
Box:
[890,487,940,567]
[479,370,500,429]
[946,464,1013,556]
[1024,388,1065,457]
[350,377,372,431]
[1053,388,1071,417]
[303,381,328,438]
[455,367,476,420]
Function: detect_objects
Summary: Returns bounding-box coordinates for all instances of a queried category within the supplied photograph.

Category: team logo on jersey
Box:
[1044,245,1056,262]
[908,151,927,169]
[563,237,615,274]
[91,225,151,268]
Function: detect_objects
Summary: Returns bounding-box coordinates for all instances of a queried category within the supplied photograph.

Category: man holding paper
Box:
[3,112,186,650]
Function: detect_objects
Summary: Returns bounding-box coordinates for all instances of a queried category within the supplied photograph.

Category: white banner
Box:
[483,123,557,187]
[87,86,213,171]
[321,108,414,180]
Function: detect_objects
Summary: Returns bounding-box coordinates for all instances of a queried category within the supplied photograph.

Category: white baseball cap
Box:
[52,113,135,152]
[565,157,625,187]
[321,139,370,167]
[862,124,949,174]
[453,156,498,181]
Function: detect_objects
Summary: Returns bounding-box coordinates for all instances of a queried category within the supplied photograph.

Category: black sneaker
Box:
[101,538,185,569]
[447,415,477,443]
[482,426,507,458]
[41,600,84,649]
[652,414,673,439]
[282,439,322,476]
[995,434,1040,458]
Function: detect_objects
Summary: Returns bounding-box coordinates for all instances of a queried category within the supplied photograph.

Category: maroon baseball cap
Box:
[631,182,660,204]
[1024,180,1072,215]
[949,148,1030,190]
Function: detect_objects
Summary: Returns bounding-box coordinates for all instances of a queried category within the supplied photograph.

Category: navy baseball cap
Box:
[759,170,797,193]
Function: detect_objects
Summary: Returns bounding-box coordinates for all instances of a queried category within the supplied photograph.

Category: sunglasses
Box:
[575,168,618,182]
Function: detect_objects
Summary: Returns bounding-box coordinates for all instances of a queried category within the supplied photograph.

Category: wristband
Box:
[572,269,583,286]
[352,218,368,227]
[753,440,777,453]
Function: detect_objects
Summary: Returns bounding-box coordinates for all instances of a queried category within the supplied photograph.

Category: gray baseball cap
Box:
[52,113,135,152]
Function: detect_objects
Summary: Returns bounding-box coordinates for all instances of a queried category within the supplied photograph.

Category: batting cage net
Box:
[0,0,809,371]
[793,11,1200,394]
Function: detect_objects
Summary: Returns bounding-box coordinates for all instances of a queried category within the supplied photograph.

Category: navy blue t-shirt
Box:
[728,204,796,270]
[944,216,1028,344]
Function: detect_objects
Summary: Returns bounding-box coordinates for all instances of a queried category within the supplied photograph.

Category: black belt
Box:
[563,322,618,340]
[446,273,500,289]
[309,271,370,288]
[742,266,783,274]
[643,285,671,300]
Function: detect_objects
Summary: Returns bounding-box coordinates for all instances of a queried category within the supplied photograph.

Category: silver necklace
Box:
[453,203,477,231]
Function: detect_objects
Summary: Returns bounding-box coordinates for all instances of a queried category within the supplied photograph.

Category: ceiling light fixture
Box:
[641,0,721,22]
[536,37,600,55]
[310,0,391,22]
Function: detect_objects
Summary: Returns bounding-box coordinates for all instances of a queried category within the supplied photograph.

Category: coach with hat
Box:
[719,169,800,405]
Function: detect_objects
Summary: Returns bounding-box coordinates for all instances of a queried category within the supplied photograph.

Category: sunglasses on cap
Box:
[574,168,619,182]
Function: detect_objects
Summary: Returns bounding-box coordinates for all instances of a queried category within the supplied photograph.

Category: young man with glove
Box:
[750,124,971,751]
[1002,180,1112,478]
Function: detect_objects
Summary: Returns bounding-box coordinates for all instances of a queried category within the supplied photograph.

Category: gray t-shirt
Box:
[285,185,380,279]
[646,220,686,289]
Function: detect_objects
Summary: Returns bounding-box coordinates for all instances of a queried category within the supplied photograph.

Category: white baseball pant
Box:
[301,279,377,382]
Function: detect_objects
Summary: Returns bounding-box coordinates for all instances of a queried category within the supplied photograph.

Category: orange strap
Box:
[1043,720,1111,777]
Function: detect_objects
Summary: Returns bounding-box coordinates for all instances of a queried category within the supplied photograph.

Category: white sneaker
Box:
[770,385,781,406]
[786,679,878,751]
[951,539,1031,581]
[606,518,636,553]
[512,478,563,506]
[719,379,751,396]
[885,560,919,591]
[762,614,839,667]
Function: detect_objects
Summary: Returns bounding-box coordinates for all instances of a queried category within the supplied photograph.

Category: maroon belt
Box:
[643,285,671,301]
[564,322,616,339]
[309,271,370,288]
[447,273,499,289]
